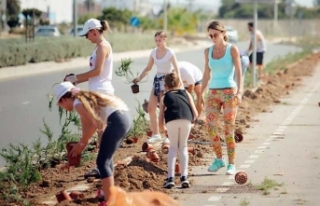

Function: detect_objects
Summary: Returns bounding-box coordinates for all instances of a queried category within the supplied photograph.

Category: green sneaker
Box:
[226,164,236,175]
[208,158,226,172]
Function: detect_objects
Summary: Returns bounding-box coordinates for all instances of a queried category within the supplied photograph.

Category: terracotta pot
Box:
[188,147,195,155]
[56,190,72,203]
[66,142,81,167]
[318,102,320,107]
[147,149,159,162]
[161,143,169,154]
[175,163,181,176]
[132,137,139,143]
[234,132,244,143]
[69,191,85,200]
[131,84,139,94]
[142,142,153,152]
[235,171,248,185]
[146,130,153,137]
[188,134,194,140]
[142,99,149,113]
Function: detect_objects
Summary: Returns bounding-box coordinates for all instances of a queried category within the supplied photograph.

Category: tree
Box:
[314,0,320,7]
[6,0,21,28]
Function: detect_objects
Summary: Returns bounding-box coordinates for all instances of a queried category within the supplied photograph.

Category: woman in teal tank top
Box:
[198,20,243,175]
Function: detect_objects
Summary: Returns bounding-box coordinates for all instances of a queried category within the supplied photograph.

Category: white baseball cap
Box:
[53,82,75,104]
[78,18,102,36]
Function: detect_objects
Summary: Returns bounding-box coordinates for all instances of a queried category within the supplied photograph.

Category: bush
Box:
[0,33,155,68]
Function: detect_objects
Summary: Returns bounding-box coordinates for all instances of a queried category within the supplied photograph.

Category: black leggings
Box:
[96,110,132,179]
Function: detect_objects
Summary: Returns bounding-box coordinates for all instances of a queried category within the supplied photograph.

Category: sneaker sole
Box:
[181,182,190,188]
[163,183,175,189]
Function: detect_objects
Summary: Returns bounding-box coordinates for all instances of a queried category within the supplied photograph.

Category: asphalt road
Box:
[0,40,301,167]
[174,62,320,206]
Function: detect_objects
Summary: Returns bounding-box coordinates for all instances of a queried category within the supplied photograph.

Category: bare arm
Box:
[134,55,154,83]
[231,45,242,94]
[186,91,198,120]
[200,48,211,96]
[187,84,195,94]
[76,44,110,82]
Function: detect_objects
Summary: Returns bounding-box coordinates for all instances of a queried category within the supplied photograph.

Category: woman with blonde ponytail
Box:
[64,18,115,180]
[53,82,132,205]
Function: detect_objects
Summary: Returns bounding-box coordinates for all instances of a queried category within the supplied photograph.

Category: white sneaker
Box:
[163,137,170,144]
[147,134,163,144]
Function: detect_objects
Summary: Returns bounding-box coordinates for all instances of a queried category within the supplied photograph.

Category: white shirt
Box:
[251,30,267,52]
[73,95,129,122]
[89,40,115,95]
[150,48,174,74]
[179,61,203,88]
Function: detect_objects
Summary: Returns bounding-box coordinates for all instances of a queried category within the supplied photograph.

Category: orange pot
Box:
[175,163,181,176]
[162,143,169,154]
[147,149,159,162]
[188,146,195,155]
[56,190,72,203]
[66,142,81,167]
[142,142,153,152]
[69,191,85,200]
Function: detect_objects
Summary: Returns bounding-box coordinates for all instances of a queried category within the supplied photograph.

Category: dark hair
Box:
[98,20,111,33]
[164,72,180,89]
[248,22,254,27]
[207,20,228,42]
[154,30,168,39]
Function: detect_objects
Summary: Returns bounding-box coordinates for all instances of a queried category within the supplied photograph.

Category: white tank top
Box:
[89,41,114,95]
[73,96,129,122]
[179,61,203,87]
[251,30,267,52]
[150,48,174,74]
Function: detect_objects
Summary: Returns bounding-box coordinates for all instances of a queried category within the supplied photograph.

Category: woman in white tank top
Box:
[64,18,115,95]
[133,31,182,144]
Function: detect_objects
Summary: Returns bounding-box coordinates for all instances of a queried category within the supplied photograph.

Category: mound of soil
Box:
[2,53,319,206]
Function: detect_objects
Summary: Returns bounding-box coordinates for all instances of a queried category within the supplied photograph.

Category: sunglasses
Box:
[85,30,93,38]
[208,33,220,39]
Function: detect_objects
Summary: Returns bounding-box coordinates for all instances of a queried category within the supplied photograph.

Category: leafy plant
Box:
[126,100,149,138]
[115,58,147,84]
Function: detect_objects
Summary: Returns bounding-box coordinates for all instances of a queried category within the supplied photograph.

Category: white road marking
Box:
[228,175,235,180]
[249,155,259,158]
[262,142,271,145]
[208,196,222,201]
[244,160,255,164]
[254,150,264,153]
[257,146,267,149]
[22,101,30,105]
[215,188,230,193]
[239,164,251,169]
[222,182,234,186]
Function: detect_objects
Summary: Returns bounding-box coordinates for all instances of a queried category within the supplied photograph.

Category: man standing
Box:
[246,22,267,84]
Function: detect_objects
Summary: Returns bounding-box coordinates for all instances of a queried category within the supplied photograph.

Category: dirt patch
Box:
[1,53,320,206]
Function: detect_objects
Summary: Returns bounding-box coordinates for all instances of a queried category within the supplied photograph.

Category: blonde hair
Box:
[207,20,228,42]
[61,91,127,124]
[99,20,111,33]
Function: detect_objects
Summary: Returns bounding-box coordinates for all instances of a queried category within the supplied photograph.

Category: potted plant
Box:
[115,58,147,94]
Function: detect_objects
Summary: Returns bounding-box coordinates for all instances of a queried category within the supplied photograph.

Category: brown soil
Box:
[1,53,320,206]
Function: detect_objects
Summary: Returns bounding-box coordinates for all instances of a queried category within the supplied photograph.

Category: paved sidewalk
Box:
[174,62,320,206]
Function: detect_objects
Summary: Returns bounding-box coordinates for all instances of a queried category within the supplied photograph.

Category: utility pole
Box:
[252,0,258,88]
[73,0,77,37]
[273,0,278,34]
[163,0,167,32]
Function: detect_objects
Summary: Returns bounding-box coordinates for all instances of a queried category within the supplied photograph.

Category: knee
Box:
[96,157,113,179]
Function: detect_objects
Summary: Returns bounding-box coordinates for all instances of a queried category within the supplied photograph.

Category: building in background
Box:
[101,0,152,16]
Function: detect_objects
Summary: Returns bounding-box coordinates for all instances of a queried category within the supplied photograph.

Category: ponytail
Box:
[100,20,111,33]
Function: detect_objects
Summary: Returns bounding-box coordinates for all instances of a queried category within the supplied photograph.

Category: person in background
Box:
[178,61,203,115]
[246,21,267,84]
[53,82,132,206]
[198,20,242,175]
[159,72,198,189]
[133,31,181,144]
[64,18,114,180]
[233,51,250,93]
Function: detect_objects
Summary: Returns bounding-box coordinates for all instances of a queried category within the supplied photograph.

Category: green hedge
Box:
[0,33,155,68]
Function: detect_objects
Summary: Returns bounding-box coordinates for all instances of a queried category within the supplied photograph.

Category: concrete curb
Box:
[0,42,208,81]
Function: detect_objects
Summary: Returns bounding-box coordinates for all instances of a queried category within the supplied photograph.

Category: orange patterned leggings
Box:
[205,88,239,164]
